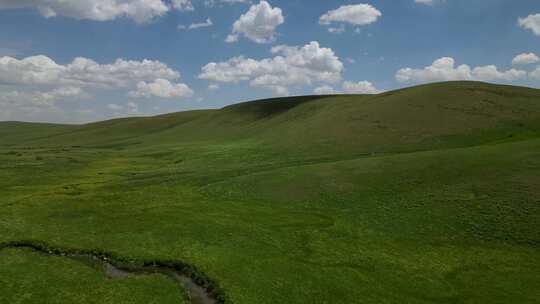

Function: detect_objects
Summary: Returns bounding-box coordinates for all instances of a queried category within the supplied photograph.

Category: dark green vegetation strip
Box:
[0,240,227,304]
[1,82,539,303]
[0,248,186,304]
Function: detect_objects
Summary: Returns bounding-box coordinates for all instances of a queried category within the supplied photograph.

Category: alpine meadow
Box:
[1,1,540,304]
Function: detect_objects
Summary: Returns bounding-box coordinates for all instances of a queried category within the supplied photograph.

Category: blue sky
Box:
[1,0,539,123]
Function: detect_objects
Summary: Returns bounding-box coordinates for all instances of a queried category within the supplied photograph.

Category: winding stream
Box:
[0,241,225,304]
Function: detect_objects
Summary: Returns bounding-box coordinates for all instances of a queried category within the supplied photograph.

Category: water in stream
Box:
[76,254,218,304]
[1,244,219,304]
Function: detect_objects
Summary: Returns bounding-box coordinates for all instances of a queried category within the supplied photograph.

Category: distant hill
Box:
[2,81,540,157]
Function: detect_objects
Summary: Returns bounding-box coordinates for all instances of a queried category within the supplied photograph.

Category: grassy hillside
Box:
[4,81,540,152]
[0,81,539,303]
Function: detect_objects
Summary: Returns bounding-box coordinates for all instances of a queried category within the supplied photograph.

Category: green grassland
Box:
[0,81,539,303]
[0,248,186,304]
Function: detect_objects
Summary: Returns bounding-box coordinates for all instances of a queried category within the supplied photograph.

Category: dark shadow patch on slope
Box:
[222,95,342,118]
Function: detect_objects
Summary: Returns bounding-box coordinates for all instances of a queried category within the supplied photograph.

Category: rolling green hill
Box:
[3,81,540,156]
[1,81,539,304]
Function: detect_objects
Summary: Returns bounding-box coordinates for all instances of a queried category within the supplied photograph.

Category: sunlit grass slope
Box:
[1,81,539,303]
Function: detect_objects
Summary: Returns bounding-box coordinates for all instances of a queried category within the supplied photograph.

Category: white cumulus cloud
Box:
[313,85,337,95]
[189,18,213,29]
[472,65,527,82]
[0,87,91,122]
[0,54,193,121]
[199,41,343,95]
[172,0,194,11]
[178,18,213,30]
[0,0,170,23]
[319,4,381,28]
[512,52,540,65]
[328,25,346,34]
[519,13,540,36]
[529,66,540,80]
[314,81,381,95]
[342,81,381,94]
[0,87,87,106]
[226,1,284,44]
[396,57,528,84]
[129,78,194,98]
[0,55,180,88]
[396,57,472,83]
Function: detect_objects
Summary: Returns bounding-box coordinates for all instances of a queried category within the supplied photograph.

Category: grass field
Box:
[0,81,539,303]
[0,248,187,304]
